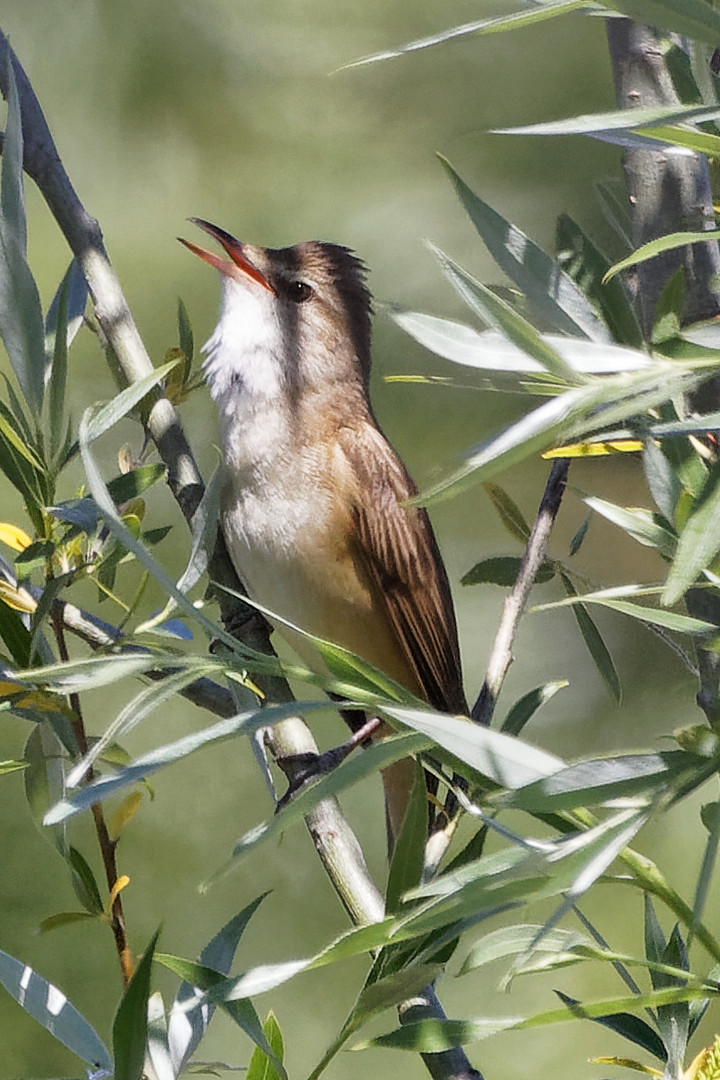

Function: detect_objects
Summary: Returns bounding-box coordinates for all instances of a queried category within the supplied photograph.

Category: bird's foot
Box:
[275,716,383,810]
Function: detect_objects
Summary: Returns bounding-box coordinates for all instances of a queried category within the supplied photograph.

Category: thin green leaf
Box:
[554,991,667,1062]
[17,653,164,693]
[692,803,720,951]
[24,721,67,856]
[595,179,633,249]
[664,457,720,605]
[215,732,429,878]
[0,757,26,774]
[642,124,720,157]
[0,400,45,469]
[0,947,111,1068]
[560,574,621,703]
[461,556,555,588]
[568,514,590,556]
[246,1012,284,1080]
[391,310,649,374]
[482,481,531,542]
[494,750,702,812]
[113,928,160,1080]
[46,266,69,458]
[584,494,677,555]
[0,59,44,415]
[385,763,427,913]
[643,439,683,523]
[38,911,98,933]
[357,986,710,1052]
[651,267,684,345]
[67,846,104,916]
[84,358,183,443]
[656,928,690,1072]
[459,924,589,974]
[605,229,720,284]
[1,53,26,254]
[382,704,564,789]
[342,0,586,68]
[497,103,720,137]
[44,701,341,824]
[106,464,167,505]
[44,258,87,358]
[500,681,568,736]
[439,157,612,342]
[0,595,32,669]
[169,896,270,1074]
[177,298,194,379]
[556,213,643,347]
[66,663,218,789]
[430,244,585,384]
[603,0,720,48]
[645,895,666,977]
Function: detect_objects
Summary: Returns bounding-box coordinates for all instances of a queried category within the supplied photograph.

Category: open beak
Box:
[178,218,275,293]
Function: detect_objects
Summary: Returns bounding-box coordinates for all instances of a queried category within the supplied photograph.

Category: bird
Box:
[180,219,467,846]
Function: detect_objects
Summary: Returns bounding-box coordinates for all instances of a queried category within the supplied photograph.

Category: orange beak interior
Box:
[179,218,274,293]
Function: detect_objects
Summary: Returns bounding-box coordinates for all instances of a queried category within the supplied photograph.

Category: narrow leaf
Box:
[482,481,531,542]
[500,682,568,736]
[556,213,642,347]
[439,157,612,342]
[495,751,701,812]
[0,948,111,1068]
[113,928,160,1080]
[664,458,720,605]
[604,230,720,284]
[84,358,183,443]
[343,0,586,68]
[497,103,720,137]
[561,574,621,703]
[169,895,269,1073]
[430,244,585,383]
[584,495,677,555]
[177,298,194,379]
[44,701,339,824]
[385,762,427,913]
[604,0,720,48]
[246,1012,284,1080]
[461,556,555,588]
[0,58,44,415]
[382,704,565,789]
[554,991,667,1061]
[391,311,649,374]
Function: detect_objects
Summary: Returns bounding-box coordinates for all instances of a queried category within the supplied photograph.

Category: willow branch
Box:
[606,19,720,722]
[472,458,570,726]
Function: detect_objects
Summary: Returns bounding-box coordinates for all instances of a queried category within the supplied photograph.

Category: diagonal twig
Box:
[472,458,570,726]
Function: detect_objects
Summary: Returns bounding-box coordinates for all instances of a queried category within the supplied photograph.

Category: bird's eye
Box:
[288,280,313,303]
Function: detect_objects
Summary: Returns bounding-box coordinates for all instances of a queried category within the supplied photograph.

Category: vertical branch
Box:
[606,20,720,334]
[606,18,720,719]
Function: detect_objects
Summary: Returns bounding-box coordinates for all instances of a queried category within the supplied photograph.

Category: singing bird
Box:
[181,220,467,843]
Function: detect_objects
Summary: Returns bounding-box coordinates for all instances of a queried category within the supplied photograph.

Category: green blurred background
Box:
[0,3,711,1078]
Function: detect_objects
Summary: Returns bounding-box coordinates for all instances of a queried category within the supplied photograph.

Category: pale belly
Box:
[221,472,421,697]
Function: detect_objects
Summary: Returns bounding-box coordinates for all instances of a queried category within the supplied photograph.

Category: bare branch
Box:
[472,459,570,726]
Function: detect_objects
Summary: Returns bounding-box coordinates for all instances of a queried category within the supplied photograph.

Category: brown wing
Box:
[338,421,467,715]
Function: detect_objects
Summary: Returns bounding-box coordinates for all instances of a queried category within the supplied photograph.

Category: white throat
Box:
[202,274,284,405]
